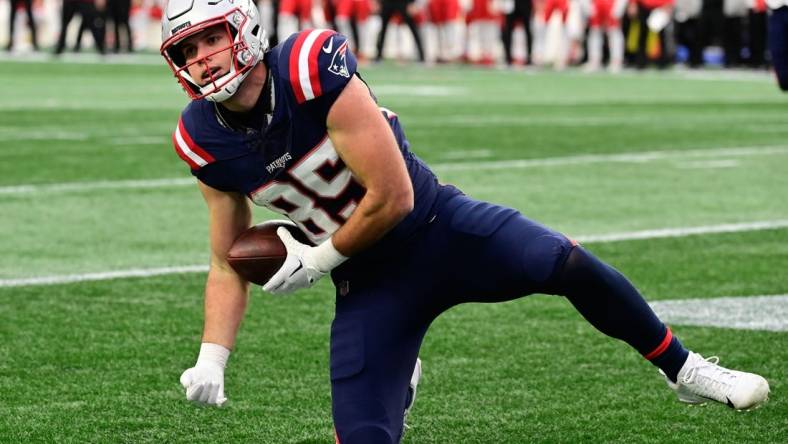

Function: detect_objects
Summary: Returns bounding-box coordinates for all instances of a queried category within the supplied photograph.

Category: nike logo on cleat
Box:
[697,394,735,408]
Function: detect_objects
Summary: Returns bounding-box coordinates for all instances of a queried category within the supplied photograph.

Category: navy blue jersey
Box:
[769,7,788,91]
[171,29,439,246]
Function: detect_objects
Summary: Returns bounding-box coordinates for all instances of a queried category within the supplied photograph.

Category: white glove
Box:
[180,343,230,407]
[262,227,348,295]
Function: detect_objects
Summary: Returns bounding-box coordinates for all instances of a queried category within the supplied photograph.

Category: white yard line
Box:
[0,178,196,195]
[0,52,163,65]
[2,219,787,288]
[574,220,788,243]
[3,145,786,196]
[432,145,788,171]
[0,265,208,288]
[439,149,495,160]
[428,114,778,127]
[675,159,740,169]
[373,85,468,97]
[650,294,788,332]
[108,136,169,145]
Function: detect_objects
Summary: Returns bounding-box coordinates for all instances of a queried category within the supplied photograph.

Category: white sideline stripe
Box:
[2,145,786,196]
[0,52,164,65]
[675,159,740,169]
[0,178,196,195]
[373,85,468,97]
[0,266,209,288]
[2,220,788,288]
[440,149,495,160]
[650,295,788,332]
[432,146,788,172]
[574,220,788,243]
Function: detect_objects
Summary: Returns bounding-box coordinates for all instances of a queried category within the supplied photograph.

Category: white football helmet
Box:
[161,0,267,102]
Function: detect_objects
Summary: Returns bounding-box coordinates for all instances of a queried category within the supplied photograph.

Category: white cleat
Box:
[404,358,422,423]
[664,352,770,410]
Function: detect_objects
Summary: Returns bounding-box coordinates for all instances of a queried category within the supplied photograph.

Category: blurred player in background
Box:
[108,0,134,52]
[160,0,771,442]
[427,0,463,62]
[54,0,107,54]
[375,0,426,61]
[6,0,39,51]
[673,0,703,67]
[278,0,324,42]
[723,0,748,67]
[580,0,625,71]
[333,0,372,57]
[465,0,499,65]
[632,0,673,68]
[500,0,533,65]
[748,0,767,68]
[533,0,570,67]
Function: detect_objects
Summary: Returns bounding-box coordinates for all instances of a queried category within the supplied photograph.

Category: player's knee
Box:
[338,424,395,444]
[548,245,618,295]
[521,233,573,284]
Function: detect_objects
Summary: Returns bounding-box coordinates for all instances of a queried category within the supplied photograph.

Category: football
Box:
[226,221,310,285]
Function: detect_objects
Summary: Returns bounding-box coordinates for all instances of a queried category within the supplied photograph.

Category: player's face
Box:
[179,25,233,87]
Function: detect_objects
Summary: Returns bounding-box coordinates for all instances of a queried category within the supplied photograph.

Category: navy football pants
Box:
[769,7,788,91]
[329,185,576,443]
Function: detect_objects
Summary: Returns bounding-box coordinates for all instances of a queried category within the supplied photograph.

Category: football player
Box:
[426,0,464,63]
[278,0,323,43]
[580,0,626,71]
[161,0,770,441]
[533,0,570,68]
[500,0,534,66]
[465,0,500,65]
[374,0,427,62]
[768,0,788,90]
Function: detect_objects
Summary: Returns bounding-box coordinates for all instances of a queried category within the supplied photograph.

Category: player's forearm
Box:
[201,266,250,350]
[331,186,413,257]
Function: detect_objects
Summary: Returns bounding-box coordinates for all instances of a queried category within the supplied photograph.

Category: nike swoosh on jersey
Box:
[322,37,334,54]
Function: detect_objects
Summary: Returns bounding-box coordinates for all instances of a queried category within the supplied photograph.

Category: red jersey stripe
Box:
[177,119,215,163]
[289,31,311,104]
[172,131,200,170]
[306,30,334,99]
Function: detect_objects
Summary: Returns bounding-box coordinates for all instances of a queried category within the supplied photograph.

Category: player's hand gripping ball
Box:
[226,220,312,285]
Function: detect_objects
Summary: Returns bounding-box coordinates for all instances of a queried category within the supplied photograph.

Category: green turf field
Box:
[1,58,786,443]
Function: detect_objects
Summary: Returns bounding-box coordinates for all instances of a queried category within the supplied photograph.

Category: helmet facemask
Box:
[161,2,266,102]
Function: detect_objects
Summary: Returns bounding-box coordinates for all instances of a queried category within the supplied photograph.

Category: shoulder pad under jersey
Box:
[277,29,357,105]
[171,100,250,171]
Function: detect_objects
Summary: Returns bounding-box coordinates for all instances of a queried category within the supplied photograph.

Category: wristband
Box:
[197,343,230,369]
[311,237,349,273]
